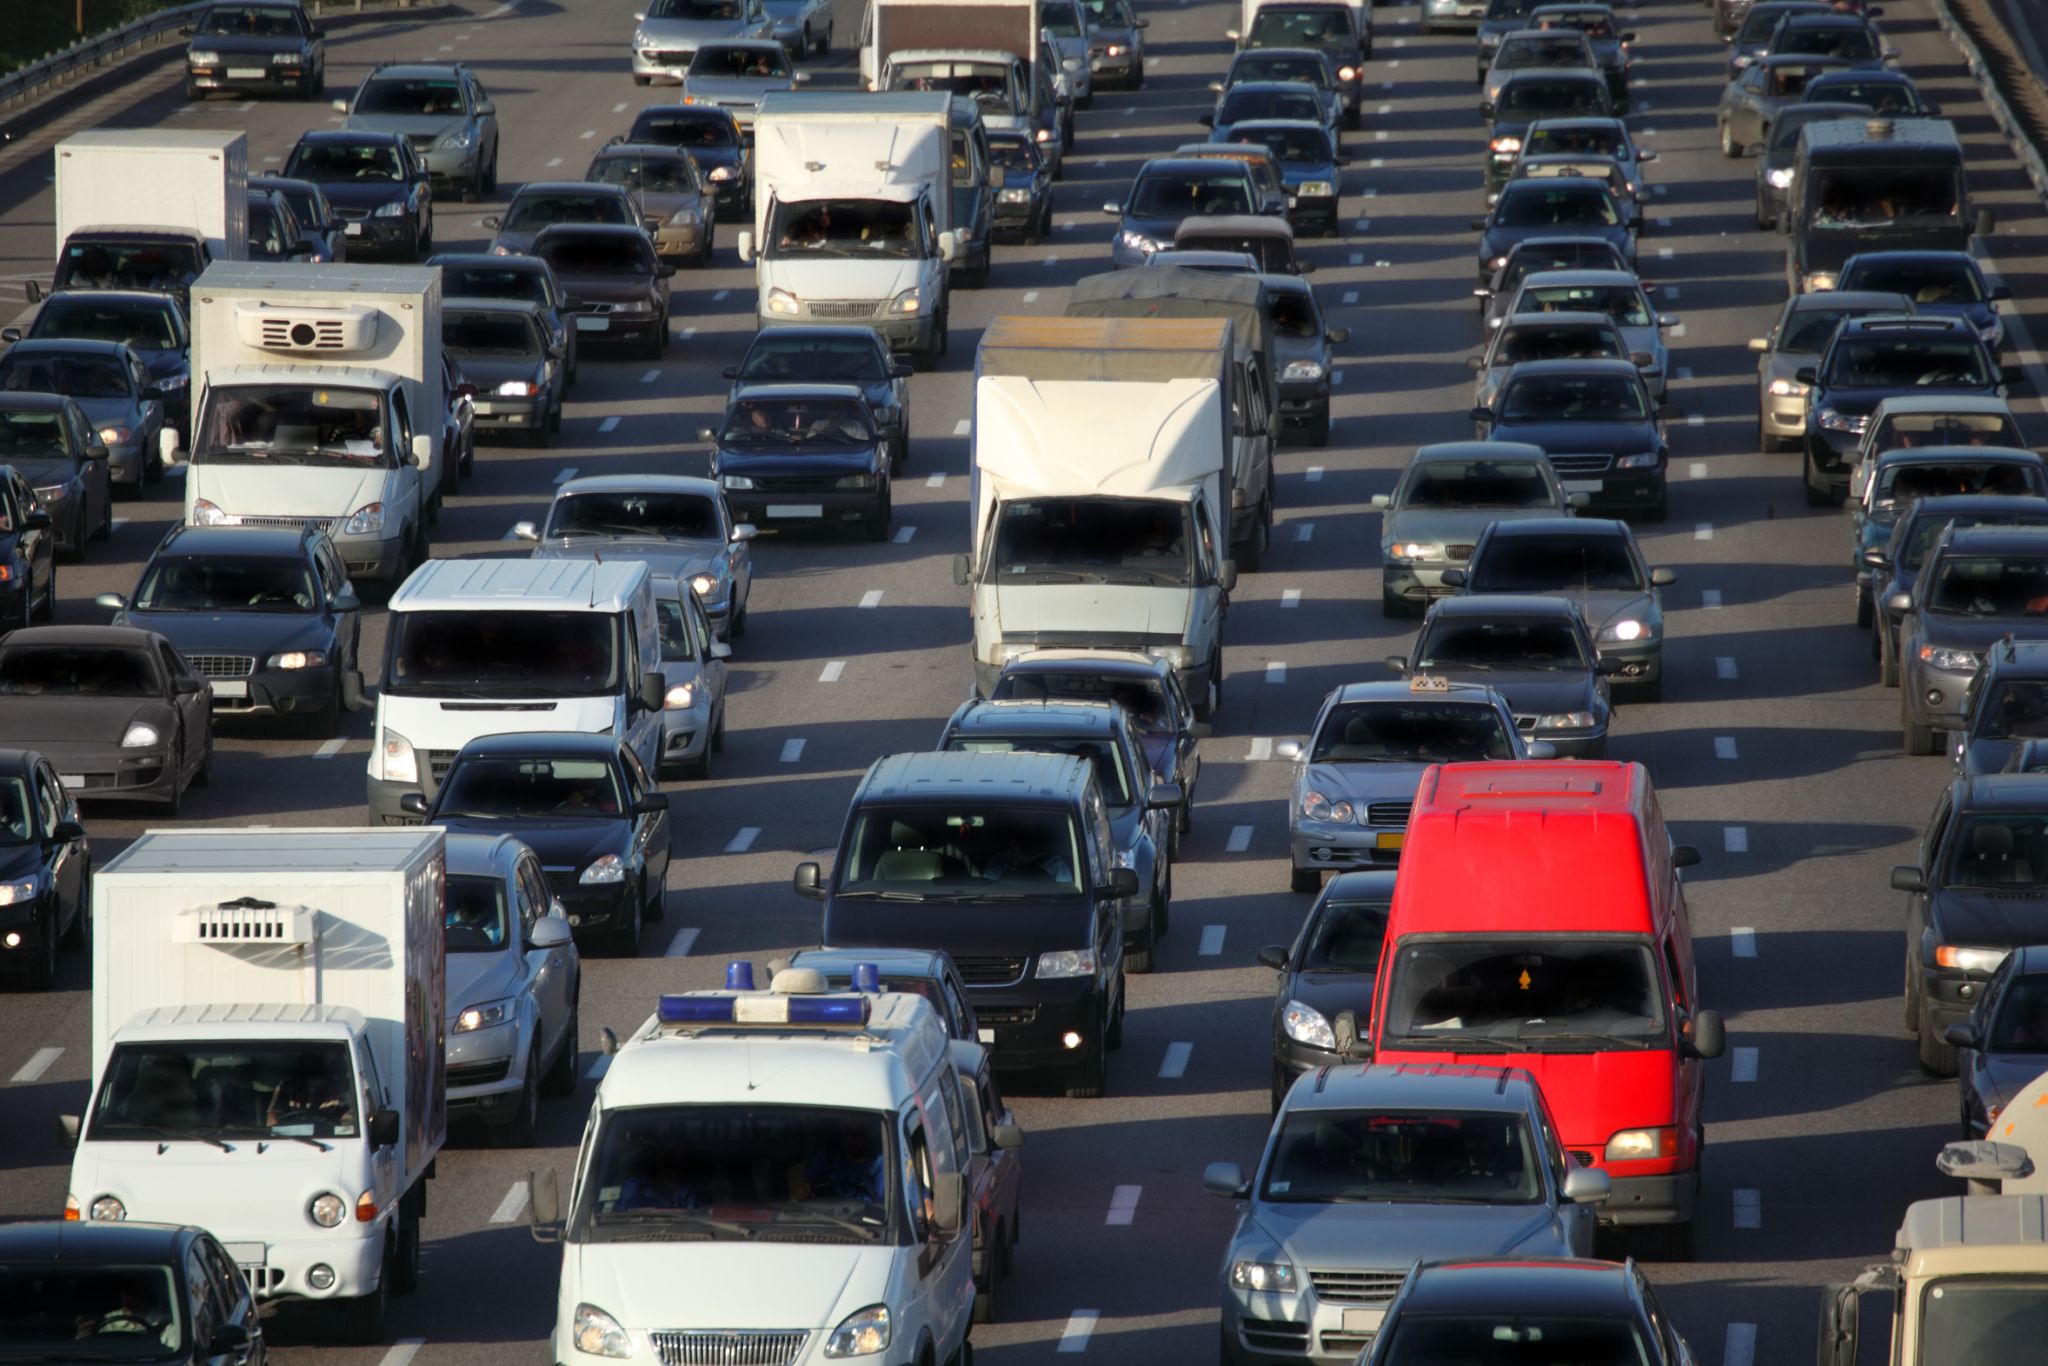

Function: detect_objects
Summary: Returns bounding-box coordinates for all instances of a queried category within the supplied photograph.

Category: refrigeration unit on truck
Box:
[956,315,1237,717]
[65,827,448,1344]
[742,90,957,367]
[169,260,443,590]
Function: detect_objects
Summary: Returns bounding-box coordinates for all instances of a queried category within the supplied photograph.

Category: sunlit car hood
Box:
[1246,1198,1570,1266]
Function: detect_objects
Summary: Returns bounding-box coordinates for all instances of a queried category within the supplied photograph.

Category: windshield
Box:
[1522,284,1649,325]
[740,337,885,383]
[1220,89,1324,124]
[589,154,698,195]
[1386,937,1667,1046]
[655,595,701,662]
[1247,8,1353,46]
[1402,458,1558,507]
[1471,534,1642,591]
[30,299,177,350]
[1499,79,1607,116]
[1302,898,1390,970]
[1500,374,1649,421]
[1777,23,1875,58]
[767,199,918,258]
[272,184,323,227]
[840,806,1084,895]
[1979,682,2048,740]
[1903,513,2048,569]
[1495,184,1619,227]
[1536,9,1615,36]
[721,397,872,444]
[1810,167,1962,229]
[1379,1315,1650,1366]
[386,610,622,697]
[1781,304,1875,352]
[891,63,1012,103]
[692,44,789,77]
[1919,1280,2048,1365]
[991,496,1197,587]
[633,112,736,148]
[1840,258,1984,304]
[1041,2,1082,35]
[436,755,624,820]
[0,778,29,844]
[1812,78,1917,111]
[1311,701,1518,763]
[88,1039,357,1141]
[537,235,650,275]
[441,265,551,307]
[0,353,129,399]
[1496,323,1624,364]
[1926,554,2048,616]
[991,672,1172,730]
[134,557,316,613]
[285,140,403,182]
[543,489,719,540]
[1737,6,1805,43]
[1268,291,1321,337]
[1826,337,1990,388]
[649,0,745,15]
[1872,413,2025,454]
[1987,978,2048,1052]
[1497,35,1592,68]
[1527,125,1623,157]
[200,3,300,35]
[990,137,1041,171]
[445,873,512,952]
[1083,0,1135,22]
[0,647,156,696]
[1881,462,2038,506]
[1261,1109,1541,1204]
[1130,173,1255,217]
[1948,815,2048,888]
[445,311,540,356]
[194,384,389,468]
[577,1104,894,1243]
[1237,57,1329,86]
[1233,124,1334,163]
[0,408,72,457]
[1417,619,1591,671]
[505,193,630,232]
[356,78,465,116]
[0,1264,183,1360]
[948,735,1133,808]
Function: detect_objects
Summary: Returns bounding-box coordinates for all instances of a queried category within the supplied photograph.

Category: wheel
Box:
[1126,916,1154,974]
[729,598,748,638]
[1291,866,1322,894]
[865,494,891,542]
[461,171,482,205]
[1192,657,1220,722]
[712,704,727,753]
[1105,978,1125,1050]
[61,864,90,951]
[542,998,580,1096]
[1306,411,1331,447]
[612,885,644,957]
[163,753,185,818]
[643,323,664,359]
[23,908,58,991]
[460,432,475,476]
[62,508,86,562]
[388,1202,421,1295]
[1904,946,1922,1033]
[1155,876,1169,936]
[488,1055,541,1148]
[681,738,712,780]
[800,23,811,55]
[634,74,652,86]
[1238,497,1270,571]
[32,561,55,622]
[1628,672,1663,704]
[1919,999,1959,1076]
[1855,583,1873,630]
[1756,204,1774,231]
[1064,1019,1108,1098]
[184,77,201,100]
[337,1258,388,1344]
[1719,121,1738,158]
[1902,703,1940,757]
[483,150,498,197]
[1634,1219,1696,1263]
[816,20,831,55]
[304,679,342,740]
[972,1250,998,1325]
[644,871,664,922]
[1878,625,1899,686]
[1382,590,1419,619]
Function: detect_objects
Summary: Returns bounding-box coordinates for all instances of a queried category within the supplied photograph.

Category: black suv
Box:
[1955,639,2048,777]
[0,1220,265,1364]
[800,750,1140,1098]
[1890,524,2048,755]
[97,523,364,736]
[1801,316,2021,507]
[1893,773,2048,1074]
[1360,1258,1697,1366]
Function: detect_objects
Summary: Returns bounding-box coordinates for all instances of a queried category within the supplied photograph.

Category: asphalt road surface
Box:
[3,0,2046,1363]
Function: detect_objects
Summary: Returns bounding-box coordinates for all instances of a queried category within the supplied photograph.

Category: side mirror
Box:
[1327,327,1350,344]
[1885,591,1914,614]
[1658,315,1680,328]
[1976,207,1997,237]
[1202,1161,1248,1197]
[698,427,717,443]
[1649,566,1678,587]
[1146,781,1184,810]
[528,1165,563,1242]
[889,362,914,379]
[710,641,733,660]
[159,429,184,466]
[1102,866,1142,899]
[1945,1021,1982,1050]
[1656,403,1681,421]
[332,590,361,613]
[527,916,573,950]
[1102,201,1122,215]
[58,1114,80,1150]
[51,820,84,842]
[1218,560,1238,593]
[794,861,825,900]
[1992,284,2014,302]
[1685,1008,1726,1060]
[1621,30,1638,40]
[634,793,671,816]
[930,1171,965,1234]
[737,230,755,262]
[331,98,349,114]
[94,591,126,611]
[1468,405,1492,423]
[399,792,430,816]
[86,439,109,461]
[0,327,18,343]
[1135,15,1150,25]
[1208,81,1224,93]
[480,215,500,230]
[938,230,958,263]
[1795,366,1819,385]
[1637,148,1657,161]
[1671,844,1701,869]
[2001,364,2027,387]
[1861,549,1888,570]
[1385,655,1409,674]
[1525,740,1557,758]
[657,264,677,278]
[174,676,204,695]
[1256,944,1289,971]
[720,365,739,379]
[1197,114,1215,128]
[952,553,972,586]
[731,523,757,541]
[511,520,541,542]
[208,1327,251,1357]
[1891,865,1927,894]
[1747,337,1769,353]
[992,1123,1025,1149]
[410,433,433,466]
[1439,568,1469,588]
[1274,740,1304,761]
[1567,491,1591,509]
[1562,1167,1612,1204]
[369,1108,400,1148]
[1370,493,1392,508]
[21,509,51,531]
[1469,216,1490,230]
[1466,355,1486,373]
[476,99,496,115]
[1225,26,1242,40]
[1595,657,1626,676]
[637,670,667,713]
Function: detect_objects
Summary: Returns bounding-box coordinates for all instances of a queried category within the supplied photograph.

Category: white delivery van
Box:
[66,827,447,1344]
[742,91,956,368]
[171,261,444,590]
[527,966,975,1366]
[368,557,668,823]
[956,316,1237,716]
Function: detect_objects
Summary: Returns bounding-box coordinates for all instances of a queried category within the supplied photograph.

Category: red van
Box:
[1367,760,1725,1257]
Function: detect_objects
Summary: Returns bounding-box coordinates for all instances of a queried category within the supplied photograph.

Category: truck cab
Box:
[1790,117,1988,295]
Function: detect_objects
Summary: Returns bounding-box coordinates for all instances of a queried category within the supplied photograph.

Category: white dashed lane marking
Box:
[819,661,846,683]
[858,590,884,609]
[1717,657,1738,679]
[1159,1042,1193,1079]
[1295,522,1314,542]
[1724,1324,1757,1366]
[1731,1048,1758,1083]
[1266,662,1287,684]
[1199,925,1226,955]
[1226,825,1253,853]
[780,739,806,763]
[1733,1190,1761,1229]
[665,928,701,958]
[954,418,971,436]
[725,827,761,853]
[893,525,916,544]
[1714,736,1738,760]
[1247,737,1273,761]
[10,1048,62,1084]
[314,738,346,759]
[1732,927,1758,958]
[488,1182,528,1224]
[598,416,621,433]
[1057,1312,1100,1354]
[1105,1185,1141,1226]
[1724,826,1748,852]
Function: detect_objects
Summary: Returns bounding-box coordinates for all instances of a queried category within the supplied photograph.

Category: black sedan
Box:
[989,129,1056,244]
[722,325,912,458]
[533,224,673,359]
[182,0,324,99]
[1225,119,1344,237]
[0,748,89,990]
[4,290,191,444]
[1390,594,1617,757]
[621,107,751,217]
[1257,869,1392,1109]
[442,300,564,446]
[0,394,113,555]
[0,466,57,632]
[282,130,433,261]
[706,385,893,539]
[1869,491,2048,684]
[0,626,212,813]
[1473,179,1632,284]
[406,731,671,957]
[97,523,364,737]
[252,174,349,263]
[1952,943,2048,1137]
[430,252,578,386]
[1472,358,1674,519]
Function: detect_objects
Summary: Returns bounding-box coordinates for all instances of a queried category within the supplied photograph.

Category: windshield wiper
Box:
[1393,1033,1517,1050]
[1515,1030,1655,1049]
[130,1122,233,1151]
[833,888,930,901]
[270,1132,333,1152]
[765,1208,886,1239]
[596,1209,756,1237]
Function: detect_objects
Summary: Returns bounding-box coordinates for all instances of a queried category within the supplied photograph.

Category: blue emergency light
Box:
[725,960,757,990]
[851,962,882,994]
[657,993,873,1026]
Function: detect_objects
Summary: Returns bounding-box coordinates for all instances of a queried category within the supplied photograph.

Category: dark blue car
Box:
[1837,250,2010,353]
[706,383,893,540]
[1223,119,1343,237]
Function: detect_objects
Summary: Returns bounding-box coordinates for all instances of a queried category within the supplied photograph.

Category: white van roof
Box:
[389,557,650,614]
[975,374,1221,499]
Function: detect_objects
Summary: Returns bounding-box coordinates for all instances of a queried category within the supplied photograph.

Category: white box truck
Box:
[169,260,443,591]
[862,0,1038,104]
[740,91,957,368]
[65,828,447,1344]
[954,315,1237,716]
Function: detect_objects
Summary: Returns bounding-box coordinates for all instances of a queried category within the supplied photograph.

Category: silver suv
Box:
[336,61,500,202]
[631,0,774,84]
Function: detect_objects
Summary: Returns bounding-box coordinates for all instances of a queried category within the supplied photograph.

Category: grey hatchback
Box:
[336,61,500,201]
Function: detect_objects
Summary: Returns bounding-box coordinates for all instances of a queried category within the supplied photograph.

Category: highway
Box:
[2,0,2044,1361]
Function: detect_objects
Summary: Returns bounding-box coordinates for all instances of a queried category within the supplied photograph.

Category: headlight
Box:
[154,373,188,391]
[1767,377,1809,397]
[89,1196,127,1222]
[1336,65,1359,80]
[1486,254,1508,270]
[954,225,976,244]
[581,854,626,886]
[889,287,922,315]
[496,379,538,397]
[767,286,802,315]
[33,484,67,503]
[309,1193,347,1228]
[1816,408,1866,434]
[834,474,874,489]
[372,201,407,218]
[97,426,132,445]
[120,723,160,749]
[720,475,755,490]
[189,49,222,64]
[1935,944,2010,974]
[190,497,231,525]
[1803,271,1837,292]
[1117,229,1160,254]
[689,573,718,598]
[379,729,418,785]
[1604,1127,1676,1161]
[267,651,327,670]
[1300,790,1354,823]
[1035,127,1055,143]
[1282,360,1325,381]
[1490,136,1522,154]
[343,501,385,535]
[1766,167,1795,189]
[1535,712,1597,730]
[573,1304,633,1359]
[707,164,736,181]
[664,681,697,710]
[0,878,37,906]
[999,187,1031,203]
[1105,42,1126,56]
[823,1306,891,1359]
[633,28,650,45]
[1036,947,1097,979]
[1599,619,1652,643]
[1387,541,1439,562]
[1147,643,1195,669]
[1919,645,1980,672]
[1282,1001,1335,1050]
[1617,452,1661,469]
[1230,1259,1299,1292]
[668,206,701,225]
[455,999,513,1033]
[437,127,475,150]
[1297,181,1334,198]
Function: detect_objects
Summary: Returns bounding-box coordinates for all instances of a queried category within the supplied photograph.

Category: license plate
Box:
[1342,1308,1385,1335]
[210,681,249,699]
[60,774,83,790]
[977,1028,995,1044]
[766,503,823,518]
[344,221,362,236]
[1563,479,1603,492]
[227,67,265,79]
[575,316,609,332]
[1375,832,1405,851]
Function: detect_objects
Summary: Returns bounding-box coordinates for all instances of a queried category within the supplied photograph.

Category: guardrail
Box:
[1932,0,2048,204]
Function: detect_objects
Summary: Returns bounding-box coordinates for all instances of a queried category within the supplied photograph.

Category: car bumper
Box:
[554,878,639,939]
[1807,426,1862,483]
[707,179,748,213]
[570,309,663,343]
[186,62,308,92]
[1904,659,1979,731]
[472,395,551,434]
[1569,469,1666,514]
[103,441,145,487]
[1109,240,1158,270]
[969,980,1107,1071]
[1529,725,1608,758]
[445,1017,534,1114]
[727,487,885,527]
[651,222,708,258]
[1425,0,1491,24]
[992,200,1043,233]
[658,701,714,774]
[1382,561,1460,604]
[336,215,414,254]
[1602,1168,1699,1226]
[1291,823,1405,874]
[205,661,338,718]
[1271,1039,1346,1106]
[331,527,410,585]
[1924,966,1992,1026]
[41,743,181,804]
[759,309,932,354]
[418,146,484,181]
[0,897,59,973]
[368,774,427,825]
[1286,195,1340,231]
[1594,640,1661,686]
[1762,387,1809,438]
[239,1229,384,1302]
[1222,1289,1399,1366]
[631,51,691,82]
[43,498,85,551]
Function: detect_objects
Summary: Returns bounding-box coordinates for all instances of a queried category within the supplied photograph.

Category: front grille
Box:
[241,1266,285,1296]
[332,206,368,221]
[406,134,436,152]
[187,654,255,680]
[955,955,1027,986]
[1444,543,1475,560]
[1569,1149,1596,1167]
[233,514,334,532]
[1009,630,1184,651]
[1239,1318,1310,1352]
[650,1332,808,1366]
[1366,801,1411,827]
[1321,1332,1375,1356]
[544,869,581,899]
[1547,453,1613,475]
[750,475,847,494]
[974,1005,1038,1027]
[569,300,617,314]
[1308,1268,1407,1305]
[448,1058,512,1087]
[423,749,457,791]
[647,49,693,66]
[808,300,881,320]
[644,216,667,232]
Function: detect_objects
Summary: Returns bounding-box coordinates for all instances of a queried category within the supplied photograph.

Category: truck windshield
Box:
[1260,1110,1542,1204]
[991,496,1197,586]
[54,240,202,294]
[30,298,179,350]
[89,1040,359,1142]
[1808,167,1962,228]
[576,1105,894,1243]
[385,610,623,697]
[1376,1314,1650,1366]
[1919,1279,2048,1364]
[839,806,1085,896]
[134,557,319,613]
[0,1263,184,1360]
[194,385,393,468]
[1310,702,1518,763]
[767,199,919,259]
[1383,937,1668,1048]
[891,64,1012,110]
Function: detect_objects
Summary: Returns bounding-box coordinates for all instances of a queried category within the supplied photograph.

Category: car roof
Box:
[556,473,720,497]
[1259,272,1314,297]
[455,730,623,760]
[1957,773,2048,811]
[1838,314,1973,336]
[1809,65,1914,82]
[0,391,74,412]
[1517,268,1639,287]
[1230,45,1329,61]
[444,831,533,879]
[1779,10,1870,26]
[0,1221,199,1262]
[2,339,131,359]
[1428,593,1584,619]
[1174,142,1278,161]
[1288,1062,1543,1114]
[1402,1259,1636,1314]
[1500,356,1646,378]
[155,523,315,557]
[696,38,786,51]
[1896,495,2048,521]
[1940,525,2048,554]
[728,382,868,401]
[1868,393,2015,416]
[0,625,160,649]
[1005,649,1170,677]
[0,748,43,777]
[1326,679,1506,706]
[1498,67,1607,86]
[512,180,632,198]
[365,62,469,80]
[1502,310,1617,329]
[1321,869,1402,899]
[949,699,1122,737]
[1481,515,1629,539]
[1225,118,1332,136]
[1221,80,1324,96]
[1984,638,2048,672]
[862,750,1092,805]
[33,289,177,309]
[743,325,883,345]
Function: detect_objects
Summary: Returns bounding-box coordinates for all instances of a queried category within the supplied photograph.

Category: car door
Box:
[685,588,726,709]
[125,352,162,454]
[940,966,978,1040]
[183,1244,224,1361]
[156,640,208,779]
[1729,66,1768,146]
[466,72,498,165]
[1532,1093,1593,1252]
[717,490,753,600]
[1161,669,1200,795]
[971,1063,1020,1234]
[513,852,570,1065]
[31,759,83,931]
[388,387,424,526]
[619,743,670,894]
[313,538,359,665]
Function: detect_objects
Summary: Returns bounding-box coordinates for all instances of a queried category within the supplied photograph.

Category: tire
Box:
[681,739,712,780]
[304,679,342,740]
[184,77,201,101]
[1879,626,1899,686]
[972,1252,998,1325]
[1193,655,1220,722]
[461,433,475,476]
[1719,121,1738,158]
[541,998,580,1096]
[1238,498,1270,572]
[1126,916,1154,974]
[612,886,644,957]
[1155,874,1170,936]
[92,495,111,541]
[1382,590,1419,619]
[488,1055,541,1148]
[337,1261,388,1345]
[1904,946,1922,1033]
[388,1202,422,1295]
[1105,978,1124,1051]
[462,171,482,205]
[1635,1219,1696,1263]
[643,323,665,360]
[483,151,498,197]
[801,23,812,55]
[1306,411,1331,447]
[23,908,58,991]
[1291,866,1322,893]
[32,561,54,622]
[1855,583,1873,630]
[1628,672,1664,704]
[61,863,90,951]
[865,493,891,542]
[1919,999,1959,1076]
[1902,703,1940,757]
[164,752,185,818]
[644,872,664,922]
[816,21,831,56]
[635,74,653,86]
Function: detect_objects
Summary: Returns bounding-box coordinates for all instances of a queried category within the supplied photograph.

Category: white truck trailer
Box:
[65,827,448,1343]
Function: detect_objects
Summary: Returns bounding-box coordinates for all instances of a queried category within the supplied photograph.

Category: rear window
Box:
[444,312,540,355]
[537,236,652,274]
[632,112,737,147]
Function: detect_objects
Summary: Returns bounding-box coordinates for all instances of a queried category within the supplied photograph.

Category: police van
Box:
[529,965,976,1366]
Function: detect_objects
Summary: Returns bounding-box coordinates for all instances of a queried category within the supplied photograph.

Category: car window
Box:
[621,745,654,801]
[1301,898,1390,969]
[197,1238,247,1323]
